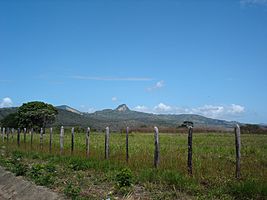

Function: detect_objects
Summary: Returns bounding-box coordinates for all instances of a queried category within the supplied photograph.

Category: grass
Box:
[0,130,266,199]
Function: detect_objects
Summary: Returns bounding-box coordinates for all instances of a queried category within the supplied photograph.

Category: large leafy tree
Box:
[17,101,58,129]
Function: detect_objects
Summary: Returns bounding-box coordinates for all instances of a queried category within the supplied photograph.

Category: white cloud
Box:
[147,80,164,91]
[0,97,13,108]
[134,105,149,112]
[192,105,225,118]
[133,103,245,120]
[154,103,171,113]
[189,104,245,118]
[228,104,245,114]
[111,97,117,102]
[155,81,164,88]
[71,76,153,81]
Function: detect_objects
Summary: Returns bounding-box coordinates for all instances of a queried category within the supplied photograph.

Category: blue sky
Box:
[0,0,267,124]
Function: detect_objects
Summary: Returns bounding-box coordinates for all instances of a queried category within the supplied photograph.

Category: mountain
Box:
[0,104,237,131]
[54,108,91,127]
[115,104,130,112]
[84,105,236,131]
[56,105,83,115]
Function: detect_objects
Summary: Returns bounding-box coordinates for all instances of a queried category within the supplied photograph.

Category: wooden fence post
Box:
[188,126,193,176]
[17,128,20,147]
[49,127,53,153]
[154,127,159,168]
[30,128,33,147]
[235,124,241,179]
[2,127,5,142]
[23,128,27,143]
[6,128,9,143]
[105,127,110,159]
[40,128,43,149]
[86,127,90,157]
[71,127,74,154]
[11,128,14,141]
[0,127,1,141]
[126,127,129,163]
[60,126,64,155]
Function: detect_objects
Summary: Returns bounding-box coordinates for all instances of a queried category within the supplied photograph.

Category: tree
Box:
[181,121,194,128]
[0,113,19,128]
[17,101,58,129]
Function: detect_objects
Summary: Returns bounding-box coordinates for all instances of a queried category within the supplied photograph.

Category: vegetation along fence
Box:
[0,124,243,179]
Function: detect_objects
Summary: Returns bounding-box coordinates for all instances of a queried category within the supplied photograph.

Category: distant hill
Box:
[84,104,236,131]
[53,108,91,127]
[0,104,238,131]
[56,105,83,115]
[0,107,17,120]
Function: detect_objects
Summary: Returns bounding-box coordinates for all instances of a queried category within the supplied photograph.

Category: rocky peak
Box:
[115,104,130,112]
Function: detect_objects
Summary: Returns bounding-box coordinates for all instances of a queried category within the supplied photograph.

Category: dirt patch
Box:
[0,166,65,200]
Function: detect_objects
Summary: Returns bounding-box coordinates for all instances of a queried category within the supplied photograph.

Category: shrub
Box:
[64,181,81,200]
[28,163,56,186]
[46,162,57,173]
[10,151,27,176]
[11,151,23,160]
[11,162,28,176]
[115,168,133,188]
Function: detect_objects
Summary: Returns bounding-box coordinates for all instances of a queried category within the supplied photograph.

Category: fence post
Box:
[126,127,129,163]
[0,127,1,142]
[6,128,9,143]
[86,127,90,157]
[188,126,193,176]
[235,124,241,179]
[30,128,33,148]
[40,128,43,149]
[23,128,27,143]
[2,127,5,142]
[105,127,110,159]
[71,127,74,154]
[17,128,20,147]
[49,127,53,153]
[60,126,64,155]
[154,127,159,168]
[11,128,14,141]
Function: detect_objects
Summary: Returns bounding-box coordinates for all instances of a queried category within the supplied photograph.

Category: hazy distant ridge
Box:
[0,104,237,130]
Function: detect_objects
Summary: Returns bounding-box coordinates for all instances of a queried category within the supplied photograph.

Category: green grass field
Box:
[0,130,266,199]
